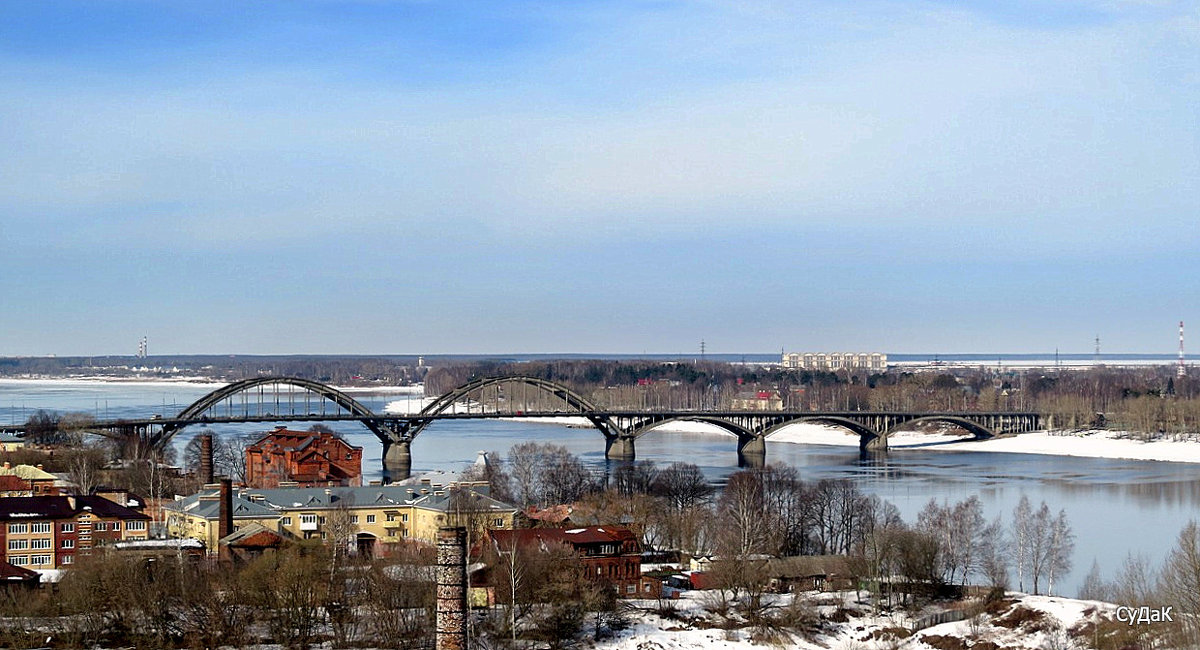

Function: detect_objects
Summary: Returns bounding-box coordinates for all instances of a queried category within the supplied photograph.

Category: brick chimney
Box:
[436,526,467,650]
[217,478,233,561]
[199,434,214,485]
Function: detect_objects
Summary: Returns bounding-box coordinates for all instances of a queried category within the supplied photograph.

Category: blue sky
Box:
[2,1,1198,356]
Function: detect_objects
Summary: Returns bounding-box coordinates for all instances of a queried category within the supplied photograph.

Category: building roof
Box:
[166,484,517,518]
[113,538,205,551]
[0,495,150,521]
[249,427,362,452]
[220,522,288,548]
[162,492,281,520]
[0,464,55,481]
[0,434,24,445]
[0,561,39,583]
[491,525,638,551]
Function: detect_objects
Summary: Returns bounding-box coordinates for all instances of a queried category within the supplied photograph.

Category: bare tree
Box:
[1011,495,1033,592]
[63,445,107,495]
[1077,559,1108,601]
[1044,509,1074,596]
[652,462,713,510]
[1160,521,1200,646]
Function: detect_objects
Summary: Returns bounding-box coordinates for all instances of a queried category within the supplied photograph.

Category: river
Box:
[3,378,1197,597]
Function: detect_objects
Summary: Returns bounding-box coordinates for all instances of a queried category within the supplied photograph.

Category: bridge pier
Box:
[605,436,635,461]
[737,435,766,468]
[863,433,888,452]
[382,440,412,482]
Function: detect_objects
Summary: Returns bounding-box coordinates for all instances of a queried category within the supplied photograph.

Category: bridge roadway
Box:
[1,375,1043,478]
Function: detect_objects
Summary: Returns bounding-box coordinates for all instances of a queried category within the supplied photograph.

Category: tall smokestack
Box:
[218,478,233,561]
[200,433,214,485]
[435,526,467,650]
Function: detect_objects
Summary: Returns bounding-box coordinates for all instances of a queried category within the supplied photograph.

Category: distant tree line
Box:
[428,360,1200,436]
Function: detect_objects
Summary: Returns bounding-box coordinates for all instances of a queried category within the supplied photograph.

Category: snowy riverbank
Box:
[597,591,1115,649]
[381,395,1200,465]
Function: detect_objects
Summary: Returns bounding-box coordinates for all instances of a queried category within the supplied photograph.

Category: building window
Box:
[350,515,358,524]
[281,517,292,526]
[493,518,504,527]
[31,555,51,566]
[60,523,74,533]
[30,522,51,534]
[9,556,27,566]
[401,514,408,523]
[62,555,73,565]
[319,517,326,525]
[7,540,27,551]
[401,529,408,538]
[387,529,396,537]
[94,522,108,532]
[62,539,75,549]
[626,584,636,594]
[31,538,51,550]
[301,514,317,524]
[366,515,375,523]
[127,521,146,531]
[386,513,395,522]
[111,521,120,531]
[7,523,26,535]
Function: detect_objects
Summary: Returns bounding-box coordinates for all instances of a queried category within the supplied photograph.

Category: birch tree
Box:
[1011,495,1033,592]
[1044,509,1074,596]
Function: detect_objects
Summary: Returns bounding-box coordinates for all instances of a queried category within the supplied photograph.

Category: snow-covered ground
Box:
[595,591,1116,649]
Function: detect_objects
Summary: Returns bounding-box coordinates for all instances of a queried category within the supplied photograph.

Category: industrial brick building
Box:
[244,426,363,488]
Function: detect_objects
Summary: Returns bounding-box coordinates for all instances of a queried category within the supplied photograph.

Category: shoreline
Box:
[0,377,423,394]
[4,379,1197,465]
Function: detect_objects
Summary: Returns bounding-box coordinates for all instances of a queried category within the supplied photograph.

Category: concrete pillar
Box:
[605,436,635,461]
[436,526,468,650]
[737,435,766,468]
[863,431,888,452]
[382,440,412,482]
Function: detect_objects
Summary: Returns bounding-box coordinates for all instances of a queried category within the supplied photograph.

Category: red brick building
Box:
[0,495,151,570]
[490,525,646,596]
[244,427,363,488]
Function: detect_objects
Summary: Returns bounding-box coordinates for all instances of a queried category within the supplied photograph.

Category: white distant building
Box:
[782,352,887,373]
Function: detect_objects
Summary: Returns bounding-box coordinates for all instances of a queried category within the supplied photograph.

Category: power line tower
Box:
[137,336,148,359]
[1179,321,1187,378]
[699,339,706,360]
[1093,335,1101,365]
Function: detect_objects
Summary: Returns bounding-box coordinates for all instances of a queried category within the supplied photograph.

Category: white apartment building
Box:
[782,352,887,373]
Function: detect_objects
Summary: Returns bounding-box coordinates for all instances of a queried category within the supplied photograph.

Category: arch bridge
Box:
[32,375,1042,477]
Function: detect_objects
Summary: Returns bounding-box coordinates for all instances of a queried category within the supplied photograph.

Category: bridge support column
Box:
[382,440,412,482]
[737,435,766,468]
[605,436,635,461]
[863,432,888,452]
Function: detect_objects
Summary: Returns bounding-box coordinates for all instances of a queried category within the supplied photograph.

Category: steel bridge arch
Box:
[883,415,995,439]
[409,376,621,440]
[757,416,883,451]
[158,376,388,444]
[626,416,752,440]
[759,416,880,440]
